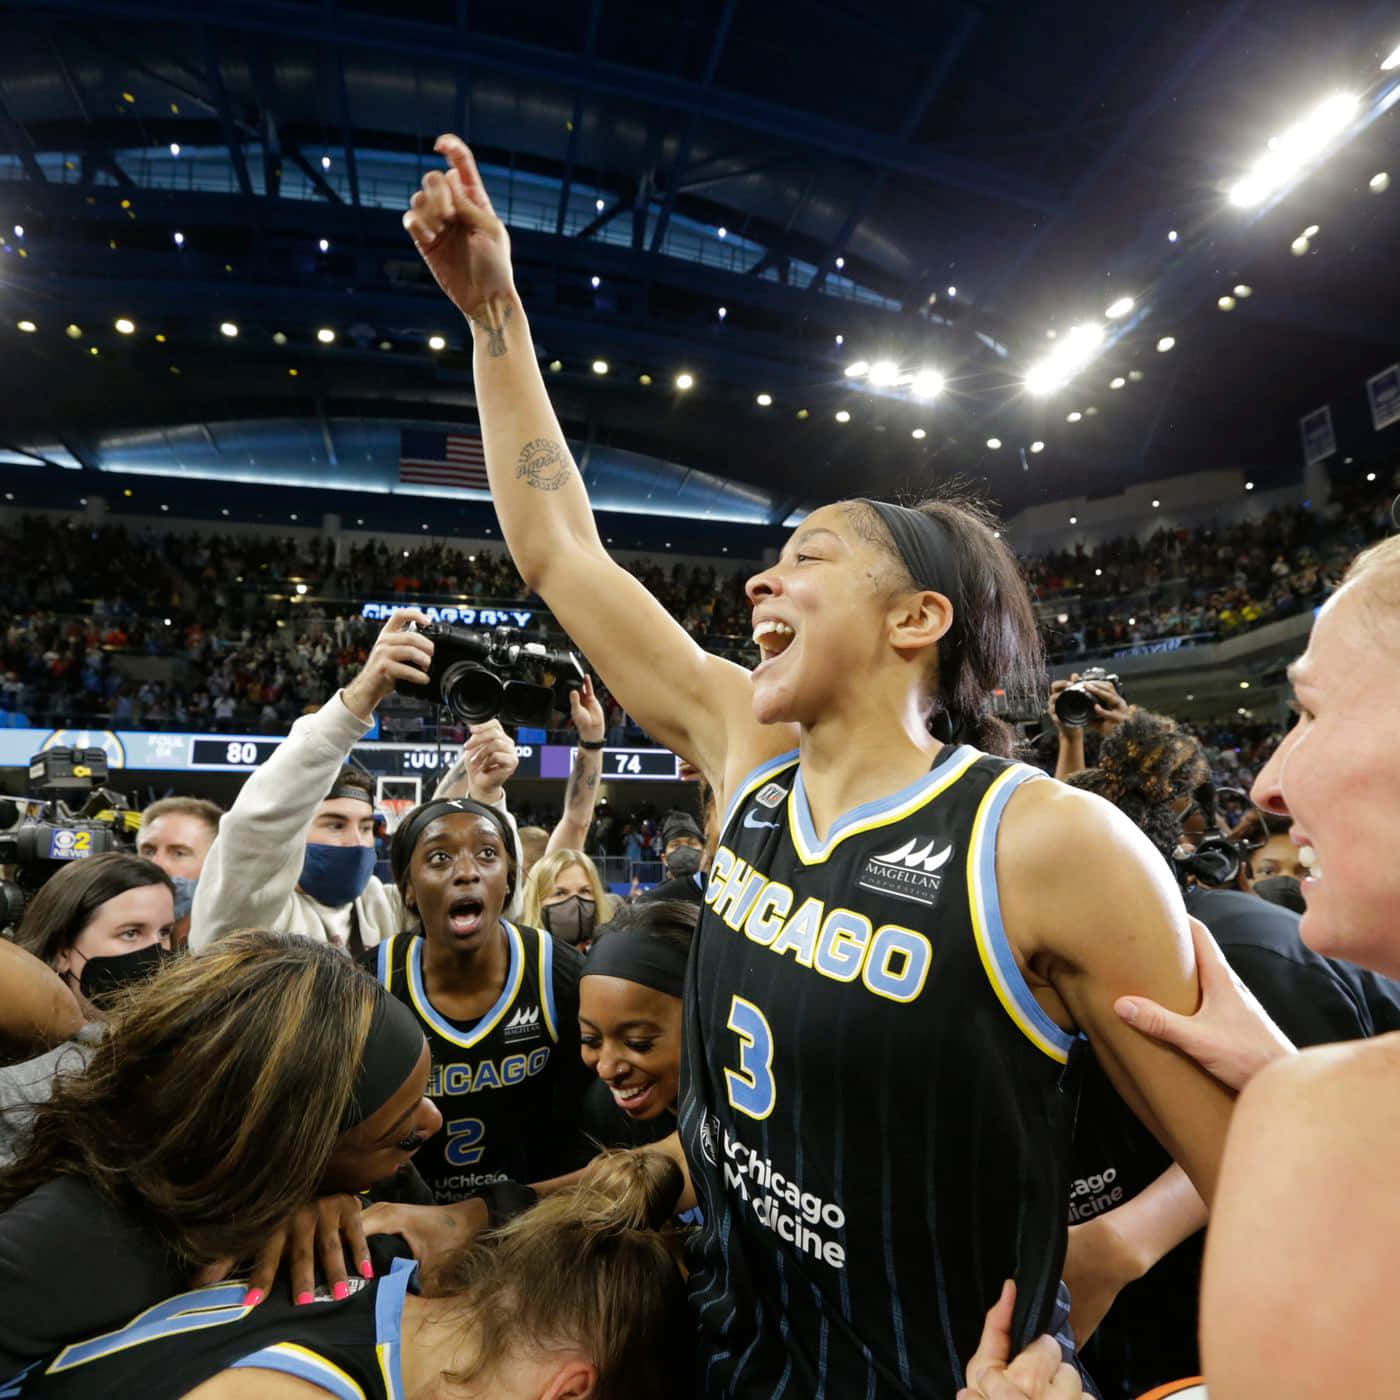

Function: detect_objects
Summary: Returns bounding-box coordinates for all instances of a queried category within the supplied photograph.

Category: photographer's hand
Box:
[341,610,433,724]
[464,718,519,806]
[1086,682,1131,734]
[1049,675,1087,781]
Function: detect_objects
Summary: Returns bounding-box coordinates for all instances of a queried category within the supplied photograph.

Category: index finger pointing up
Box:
[434,135,491,210]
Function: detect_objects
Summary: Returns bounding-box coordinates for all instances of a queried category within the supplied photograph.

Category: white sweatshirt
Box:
[189,693,523,954]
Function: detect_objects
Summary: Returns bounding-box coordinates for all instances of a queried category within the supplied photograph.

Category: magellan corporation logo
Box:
[503,1004,542,1041]
[858,835,952,907]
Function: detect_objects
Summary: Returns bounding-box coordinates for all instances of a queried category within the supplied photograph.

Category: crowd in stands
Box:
[1035,475,1395,658]
[1,472,1393,738]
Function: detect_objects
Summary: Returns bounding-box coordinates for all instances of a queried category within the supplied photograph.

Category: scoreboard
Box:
[0,728,682,782]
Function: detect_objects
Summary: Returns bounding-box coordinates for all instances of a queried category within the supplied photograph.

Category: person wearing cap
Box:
[189,611,522,955]
[363,795,593,1204]
[638,809,709,906]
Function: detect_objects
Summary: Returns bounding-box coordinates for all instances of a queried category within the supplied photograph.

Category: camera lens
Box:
[1053,686,1095,728]
[438,661,505,724]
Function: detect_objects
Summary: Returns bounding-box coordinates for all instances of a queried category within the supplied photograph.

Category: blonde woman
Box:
[520,848,611,949]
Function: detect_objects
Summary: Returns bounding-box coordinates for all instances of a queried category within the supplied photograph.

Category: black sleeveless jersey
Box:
[0,1239,417,1399]
[679,744,1084,1398]
[368,921,591,1202]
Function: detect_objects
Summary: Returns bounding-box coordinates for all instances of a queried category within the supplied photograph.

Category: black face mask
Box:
[665,845,703,877]
[78,942,170,1005]
[542,894,597,946]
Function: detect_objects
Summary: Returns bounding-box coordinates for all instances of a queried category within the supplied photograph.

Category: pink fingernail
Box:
[242,1288,264,1308]
[332,1281,350,1301]
[295,1291,315,1307]
[359,1260,375,1280]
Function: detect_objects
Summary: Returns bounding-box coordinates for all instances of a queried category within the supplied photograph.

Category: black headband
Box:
[341,989,426,1131]
[390,798,516,884]
[581,928,688,999]
[861,499,972,743]
[860,499,963,610]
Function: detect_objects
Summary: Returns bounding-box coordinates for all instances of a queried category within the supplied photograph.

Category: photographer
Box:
[1061,709,1398,1396]
[1047,670,1131,781]
[190,612,520,953]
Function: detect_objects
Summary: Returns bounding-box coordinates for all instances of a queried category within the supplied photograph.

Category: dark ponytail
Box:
[848,485,1044,758]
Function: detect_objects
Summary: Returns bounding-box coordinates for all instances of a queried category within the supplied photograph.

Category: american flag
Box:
[398,428,489,490]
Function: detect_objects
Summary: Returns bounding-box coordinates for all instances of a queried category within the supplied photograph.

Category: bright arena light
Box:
[1218,295,1236,311]
[756,393,772,406]
[835,410,851,423]
[986,437,1002,449]
[675,372,694,391]
[1233,284,1253,297]
[1066,411,1083,423]
[911,427,926,440]
[591,359,608,374]
[115,317,136,334]
[1025,321,1105,396]
[16,320,36,333]
[1110,376,1126,389]
[1291,234,1310,256]
[868,359,899,387]
[1228,91,1359,208]
[1105,296,1134,319]
[429,335,447,351]
[317,327,336,344]
[1156,336,1176,352]
[1371,171,1391,192]
[1030,440,1044,453]
[910,368,945,398]
[844,360,870,378]
[220,321,238,337]
[1382,42,1400,71]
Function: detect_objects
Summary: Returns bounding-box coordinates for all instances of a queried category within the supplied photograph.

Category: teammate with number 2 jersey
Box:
[363,798,591,1203]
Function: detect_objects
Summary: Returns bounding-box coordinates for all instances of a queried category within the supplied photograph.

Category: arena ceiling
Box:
[1,0,1397,523]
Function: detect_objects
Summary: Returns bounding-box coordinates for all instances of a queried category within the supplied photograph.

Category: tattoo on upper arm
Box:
[467,302,513,359]
[516,439,571,491]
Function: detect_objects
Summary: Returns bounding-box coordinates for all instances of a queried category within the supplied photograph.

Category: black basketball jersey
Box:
[0,1239,417,1399]
[679,744,1084,1398]
[370,921,590,1202]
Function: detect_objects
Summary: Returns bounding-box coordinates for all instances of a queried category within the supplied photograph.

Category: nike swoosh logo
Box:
[744,810,781,830]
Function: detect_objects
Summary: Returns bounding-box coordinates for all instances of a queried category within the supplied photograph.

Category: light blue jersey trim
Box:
[789,744,981,864]
[719,749,800,837]
[406,923,524,1049]
[969,765,1076,1061]
[230,1344,365,1399]
[376,933,394,990]
[539,928,560,1042]
[373,1257,417,1400]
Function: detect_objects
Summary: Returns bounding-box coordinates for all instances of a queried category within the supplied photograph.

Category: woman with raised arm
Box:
[403,136,1241,1399]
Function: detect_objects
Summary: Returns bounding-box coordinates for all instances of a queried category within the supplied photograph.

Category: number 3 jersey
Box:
[367,922,592,1202]
[679,745,1085,1399]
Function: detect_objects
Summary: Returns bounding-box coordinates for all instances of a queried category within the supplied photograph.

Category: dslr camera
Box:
[0,747,139,930]
[399,624,586,728]
[1052,667,1124,728]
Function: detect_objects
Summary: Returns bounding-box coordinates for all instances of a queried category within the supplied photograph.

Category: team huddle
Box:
[0,133,1397,1400]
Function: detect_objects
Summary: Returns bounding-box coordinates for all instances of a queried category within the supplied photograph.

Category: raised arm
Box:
[547,677,604,856]
[403,136,790,794]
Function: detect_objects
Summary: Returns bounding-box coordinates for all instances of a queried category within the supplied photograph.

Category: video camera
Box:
[1052,667,1124,728]
[0,747,140,930]
[398,624,587,729]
